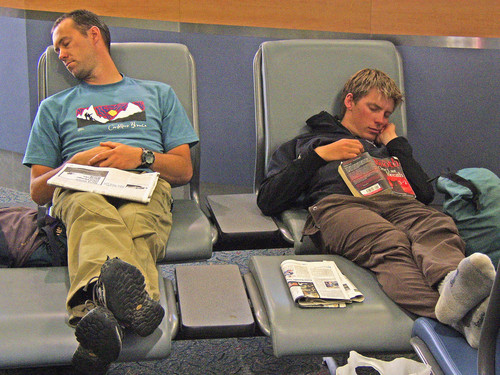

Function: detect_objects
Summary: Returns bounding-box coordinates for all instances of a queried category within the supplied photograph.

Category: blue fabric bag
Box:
[436,168,500,265]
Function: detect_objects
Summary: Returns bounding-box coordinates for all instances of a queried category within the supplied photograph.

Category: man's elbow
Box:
[179,175,193,186]
[417,187,435,205]
[258,206,276,217]
[171,168,193,186]
[30,187,51,206]
[181,167,194,185]
[257,193,280,217]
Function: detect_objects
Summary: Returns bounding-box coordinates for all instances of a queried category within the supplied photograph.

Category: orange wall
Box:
[3,0,499,38]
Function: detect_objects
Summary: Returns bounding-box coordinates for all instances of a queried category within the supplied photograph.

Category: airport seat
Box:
[410,261,500,375]
[253,39,407,254]
[244,254,415,357]
[0,266,178,369]
[37,42,215,261]
[206,39,407,252]
[0,42,212,369]
[242,39,415,359]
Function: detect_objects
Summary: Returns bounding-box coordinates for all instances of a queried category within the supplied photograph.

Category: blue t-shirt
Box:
[23,76,199,170]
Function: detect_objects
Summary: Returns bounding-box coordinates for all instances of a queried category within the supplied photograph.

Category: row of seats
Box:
[0,40,497,374]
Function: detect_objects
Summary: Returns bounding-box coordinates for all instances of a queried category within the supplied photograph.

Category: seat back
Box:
[253,39,407,191]
[248,40,415,358]
[253,39,407,252]
[38,42,200,202]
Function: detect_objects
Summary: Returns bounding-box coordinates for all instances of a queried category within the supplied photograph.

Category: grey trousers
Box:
[303,194,465,318]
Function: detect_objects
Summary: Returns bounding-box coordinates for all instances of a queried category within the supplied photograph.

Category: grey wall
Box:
[1,11,499,201]
[400,46,500,181]
[0,14,31,155]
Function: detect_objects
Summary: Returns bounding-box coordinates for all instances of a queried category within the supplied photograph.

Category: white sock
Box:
[435,253,495,325]
[452,296,489,349]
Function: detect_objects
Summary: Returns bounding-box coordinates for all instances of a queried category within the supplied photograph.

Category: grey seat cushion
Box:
[0,266,175,368]
[247,254,414,357]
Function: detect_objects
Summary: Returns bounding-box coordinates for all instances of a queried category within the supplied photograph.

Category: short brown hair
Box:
[340,68,404,117]
[52,9,111,52]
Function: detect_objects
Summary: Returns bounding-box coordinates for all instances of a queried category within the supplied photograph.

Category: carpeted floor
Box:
[0,186,418,374]
[0,186,36,208]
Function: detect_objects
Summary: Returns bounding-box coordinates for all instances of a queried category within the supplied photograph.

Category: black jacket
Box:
[257,111,435,215]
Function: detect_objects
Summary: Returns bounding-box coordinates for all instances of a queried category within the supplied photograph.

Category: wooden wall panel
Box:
[371,0,500,38]
[1,0,180,22]
[2,0,499,38]
[179,0,371,34]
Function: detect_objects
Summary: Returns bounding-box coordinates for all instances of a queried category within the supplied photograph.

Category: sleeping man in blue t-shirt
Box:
[23,10,198,374]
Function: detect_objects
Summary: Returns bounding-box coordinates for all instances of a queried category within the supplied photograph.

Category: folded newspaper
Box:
[48,163,159,203]
[280,259,364,308]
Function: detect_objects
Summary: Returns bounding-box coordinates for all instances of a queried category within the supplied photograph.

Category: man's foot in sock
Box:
[452,296,489,349]
[72,306,123,375]
[94,257,165,336]
[435,253,495,325]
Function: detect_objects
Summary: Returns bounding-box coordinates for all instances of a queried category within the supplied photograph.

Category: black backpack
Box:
[0,206,67,267]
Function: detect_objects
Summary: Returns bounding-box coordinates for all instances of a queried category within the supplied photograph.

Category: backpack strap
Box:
[0,222,12,267]
[37,206,66,266]
[441,172,482,211]
[0,208,8,251]
[37,205,48,228]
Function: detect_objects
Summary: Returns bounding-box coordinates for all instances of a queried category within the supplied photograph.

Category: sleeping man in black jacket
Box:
[257,68,496,348]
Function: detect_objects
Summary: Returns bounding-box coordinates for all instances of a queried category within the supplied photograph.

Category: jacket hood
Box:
[305,111,351,136]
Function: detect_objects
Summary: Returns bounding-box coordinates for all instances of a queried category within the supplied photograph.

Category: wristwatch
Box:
[140,148,155,168]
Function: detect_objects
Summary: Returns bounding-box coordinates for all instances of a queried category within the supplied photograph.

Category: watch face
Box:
[142,149,155,166]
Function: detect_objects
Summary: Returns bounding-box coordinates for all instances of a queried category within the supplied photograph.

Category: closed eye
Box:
[369,104,392,119]
[54,38,70,54]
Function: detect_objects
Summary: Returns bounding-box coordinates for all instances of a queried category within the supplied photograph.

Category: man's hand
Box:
[376,122,398,145]
[68,145,113,165]
[314,139,364,162]
[88,142,143,170]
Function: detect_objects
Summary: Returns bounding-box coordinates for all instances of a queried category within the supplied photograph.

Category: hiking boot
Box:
[72,305,123,375]
[93,257,165,337]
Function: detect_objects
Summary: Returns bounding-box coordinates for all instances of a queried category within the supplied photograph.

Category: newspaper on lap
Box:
[48,163,159,204]
[280,260,364,308]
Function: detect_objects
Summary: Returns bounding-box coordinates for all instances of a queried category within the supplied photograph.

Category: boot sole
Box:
[72,345,111,375]
[74,306,122,363]
[101,258,165,336]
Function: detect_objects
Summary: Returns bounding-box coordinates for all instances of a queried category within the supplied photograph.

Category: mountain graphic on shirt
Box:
[76,101,146,128]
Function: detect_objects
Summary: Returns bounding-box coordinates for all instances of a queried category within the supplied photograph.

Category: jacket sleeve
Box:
[257,143,327,216]
[386,137,435,204]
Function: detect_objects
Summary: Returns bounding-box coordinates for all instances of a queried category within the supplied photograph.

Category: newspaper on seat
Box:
[48,163,159,203]
[280,259,364,308]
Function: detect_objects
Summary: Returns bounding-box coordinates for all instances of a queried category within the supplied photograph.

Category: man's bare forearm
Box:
[30,164,65,205]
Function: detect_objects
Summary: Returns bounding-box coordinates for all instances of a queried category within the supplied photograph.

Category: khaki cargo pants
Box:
[51,178,173,320]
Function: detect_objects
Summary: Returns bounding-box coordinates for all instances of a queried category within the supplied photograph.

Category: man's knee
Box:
[52,191,119,229]
[356,227,413,266]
